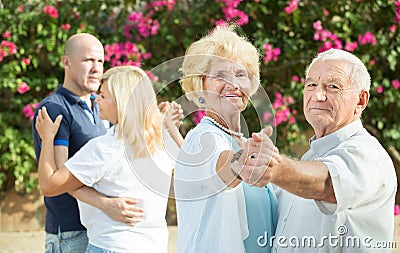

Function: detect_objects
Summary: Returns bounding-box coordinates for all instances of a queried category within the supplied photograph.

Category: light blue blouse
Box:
[243,183,278,252]
[227,123,278,253]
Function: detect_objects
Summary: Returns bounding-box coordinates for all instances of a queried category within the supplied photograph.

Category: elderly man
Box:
[237,49,397,252]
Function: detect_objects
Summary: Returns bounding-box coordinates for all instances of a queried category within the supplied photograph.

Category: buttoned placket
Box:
[78,100,96,125]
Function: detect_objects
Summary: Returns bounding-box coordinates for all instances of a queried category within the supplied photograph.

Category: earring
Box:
[199,97,205,104]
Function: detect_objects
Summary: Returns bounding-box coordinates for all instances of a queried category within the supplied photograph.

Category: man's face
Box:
[303,59,360,138]
[68,42,104,93]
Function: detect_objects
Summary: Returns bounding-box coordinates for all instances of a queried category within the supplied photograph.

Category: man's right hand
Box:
[101,197,146,226]
[236,127,282,186]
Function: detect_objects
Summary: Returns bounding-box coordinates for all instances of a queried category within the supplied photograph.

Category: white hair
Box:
[305,49,371,92]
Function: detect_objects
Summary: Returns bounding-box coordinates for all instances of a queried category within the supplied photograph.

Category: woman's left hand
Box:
[35,106,62,141]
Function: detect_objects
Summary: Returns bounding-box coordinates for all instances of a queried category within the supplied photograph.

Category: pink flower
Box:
[43,6,59,18]
[344,41,358,52]
[263,111,273,123]
[377,85,383,93]
[274,108,291,126]
[61,24,71,30]
[32,102,39,109]
[395,205,400,216]
[358,31,377,45]
[104,41,150,67]
[22,104,34,121]
[215,0,249,26]
[1,40,17,55]
[145,70,159,82]
[124,11,160,40]
[17,5,24,12]
[390,25,397,32]
[292,75,299,82]
[333,39,343,50]
[284,0,301,14]
[192,110,206,124]
[369,59,376,66]
[323,8,329,16]
[216,20,228,26]
[2,31,11,38]
[17,82,30,94]
[146,0,176,11]
[318,41,333,53]
[288,116,296,125]
[22,58,31,65]
[395,1,400,23]
[392,79,400,90]
[263,43,281,63]
[313,20,323,31]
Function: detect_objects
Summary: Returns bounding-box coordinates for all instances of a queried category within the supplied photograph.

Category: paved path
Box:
[0,227,177,253]
[1,224,399,253]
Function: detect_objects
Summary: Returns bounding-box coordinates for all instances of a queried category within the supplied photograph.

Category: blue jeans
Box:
[86,243,118,253]
[45,229,88,253]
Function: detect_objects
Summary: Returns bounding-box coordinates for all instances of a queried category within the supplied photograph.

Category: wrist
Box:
[231,150,244,180]
[230,160,243,180]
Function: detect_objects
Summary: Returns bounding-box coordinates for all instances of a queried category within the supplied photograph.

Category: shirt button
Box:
[284,218,287,222]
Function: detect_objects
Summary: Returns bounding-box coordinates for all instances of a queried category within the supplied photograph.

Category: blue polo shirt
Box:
[32,85,106,234]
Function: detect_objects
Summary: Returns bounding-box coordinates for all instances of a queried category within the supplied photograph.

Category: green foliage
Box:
[0,0,399,192]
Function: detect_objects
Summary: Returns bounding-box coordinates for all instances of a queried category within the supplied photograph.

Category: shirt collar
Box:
[308,119,364,156]
[56,85,97,105]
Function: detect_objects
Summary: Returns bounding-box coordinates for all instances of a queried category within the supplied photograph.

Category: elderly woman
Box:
[174,25,278,253]
[35,66,175,253]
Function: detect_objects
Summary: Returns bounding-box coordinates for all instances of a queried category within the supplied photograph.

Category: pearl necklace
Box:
[203,116,244,138]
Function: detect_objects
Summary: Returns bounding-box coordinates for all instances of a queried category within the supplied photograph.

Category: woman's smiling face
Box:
[202,57,251,113]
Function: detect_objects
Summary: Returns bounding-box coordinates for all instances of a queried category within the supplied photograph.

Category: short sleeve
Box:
[174,126,234,200]
[64,136,115,187]
[315,145,386,214]
[39,102,71,146]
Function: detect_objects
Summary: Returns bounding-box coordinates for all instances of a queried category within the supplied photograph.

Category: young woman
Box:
[36,65,175,253]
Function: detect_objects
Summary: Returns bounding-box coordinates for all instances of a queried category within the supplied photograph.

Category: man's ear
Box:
[355,90,369,114]
[61,55,70,69]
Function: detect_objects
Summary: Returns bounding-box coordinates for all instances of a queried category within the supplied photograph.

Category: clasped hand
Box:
[234,126,282,187]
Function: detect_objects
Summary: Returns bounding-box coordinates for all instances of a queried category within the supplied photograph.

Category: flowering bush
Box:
[0,0,399,207]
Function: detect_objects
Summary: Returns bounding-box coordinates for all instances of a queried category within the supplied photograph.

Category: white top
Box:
[273,120,397,253]
[65,127,175,253]
[174,119,249,253]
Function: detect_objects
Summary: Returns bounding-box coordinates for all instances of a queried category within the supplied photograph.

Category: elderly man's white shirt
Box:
[273,120,397,253]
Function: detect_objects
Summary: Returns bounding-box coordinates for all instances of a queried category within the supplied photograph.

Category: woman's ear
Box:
[355,90,369,115]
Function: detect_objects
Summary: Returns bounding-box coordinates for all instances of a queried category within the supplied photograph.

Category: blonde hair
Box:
[179,25,260,106]
[100,65,163,158]
[305,49,371,92]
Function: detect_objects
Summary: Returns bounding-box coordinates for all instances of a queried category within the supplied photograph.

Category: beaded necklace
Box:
[203,116,244,138]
